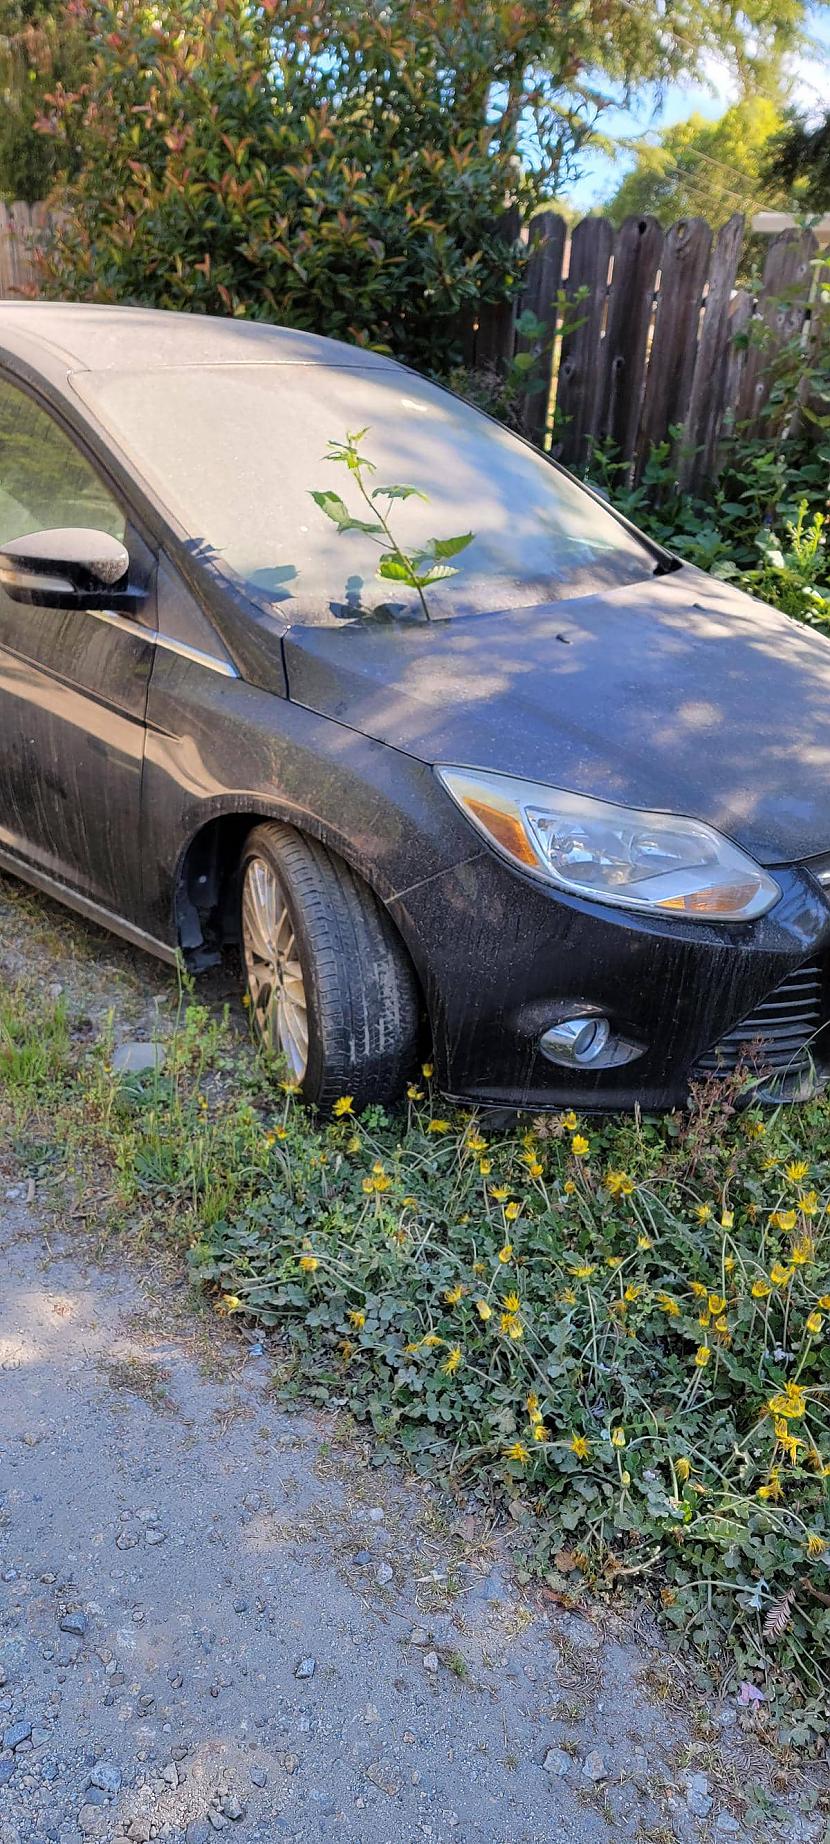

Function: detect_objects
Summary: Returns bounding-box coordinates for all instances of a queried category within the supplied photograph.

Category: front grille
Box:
[694,959,825,1079]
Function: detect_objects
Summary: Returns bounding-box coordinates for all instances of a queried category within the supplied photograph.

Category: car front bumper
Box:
[390,851,830,1112]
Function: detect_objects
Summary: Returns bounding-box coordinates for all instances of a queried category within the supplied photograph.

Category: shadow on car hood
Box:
[282,564,830,866]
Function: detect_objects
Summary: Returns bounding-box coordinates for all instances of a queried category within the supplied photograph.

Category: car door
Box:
[0,373,156,920]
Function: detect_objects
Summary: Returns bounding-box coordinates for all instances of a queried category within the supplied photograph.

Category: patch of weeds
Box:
[3,977,830,1745]
[0,981,70,1105]
[98,1354,171,1410]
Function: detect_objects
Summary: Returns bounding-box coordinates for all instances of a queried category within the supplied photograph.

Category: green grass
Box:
[1,978,829,1748]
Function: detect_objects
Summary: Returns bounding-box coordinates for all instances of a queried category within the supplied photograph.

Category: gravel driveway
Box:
[0,872,826,1844]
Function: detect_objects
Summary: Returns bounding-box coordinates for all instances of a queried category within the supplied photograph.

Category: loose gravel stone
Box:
[582,1748,608,1783]
[59,1612,87,1637]
[542,1746,571,1778]
[3,1720,32,1751]
[294,1656,315,1680]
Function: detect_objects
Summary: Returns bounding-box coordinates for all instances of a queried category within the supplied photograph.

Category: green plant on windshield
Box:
[310,428,473,622]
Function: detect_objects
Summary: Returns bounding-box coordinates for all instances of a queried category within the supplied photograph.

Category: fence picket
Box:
[474,202,522,371]
[736,227,819,437]
[637,216,713,479]
[555,216,614,471]
[598,213,663,467]
[517,210,565,446]
[679,212,745,492]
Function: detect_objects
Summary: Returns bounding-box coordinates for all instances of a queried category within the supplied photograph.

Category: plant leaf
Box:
[416,563,459,585]
[372,485,430,502]
[415,531,474,561]
[377,554,417,583]
[309,490,382,535]
[763,1587,796,1640]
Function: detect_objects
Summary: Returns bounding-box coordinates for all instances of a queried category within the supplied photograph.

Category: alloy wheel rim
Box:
[241,857,309,1080]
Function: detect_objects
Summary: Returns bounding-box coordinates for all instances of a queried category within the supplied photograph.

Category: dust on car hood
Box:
[282,563,830,867]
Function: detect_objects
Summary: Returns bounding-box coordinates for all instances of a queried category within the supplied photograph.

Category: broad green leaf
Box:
[309,488,351,526]
[415,531,474,561]
[416,563,459,585]
[371,485,429,502]
[377,554,417,583]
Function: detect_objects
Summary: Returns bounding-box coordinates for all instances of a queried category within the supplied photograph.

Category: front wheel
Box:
[238,822,420,1110]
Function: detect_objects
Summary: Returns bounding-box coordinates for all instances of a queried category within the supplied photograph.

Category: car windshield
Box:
[74,362,657,623]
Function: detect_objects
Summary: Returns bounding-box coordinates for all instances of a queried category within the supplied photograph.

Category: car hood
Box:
[282,564,830,866]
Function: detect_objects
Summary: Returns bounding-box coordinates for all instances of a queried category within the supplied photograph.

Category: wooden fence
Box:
[1,198,825,493]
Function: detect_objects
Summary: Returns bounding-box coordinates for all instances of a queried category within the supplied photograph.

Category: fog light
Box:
[540,1015,611,1068]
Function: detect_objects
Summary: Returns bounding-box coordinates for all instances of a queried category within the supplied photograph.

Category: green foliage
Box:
[0,1,88,202]
[37,0,806,368]
[3,949,830,1738]
[311,427,473,619]
[604,99,788,231]
[763,108,830,214]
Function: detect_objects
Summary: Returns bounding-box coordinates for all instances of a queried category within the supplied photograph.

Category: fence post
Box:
[679,212,745,493]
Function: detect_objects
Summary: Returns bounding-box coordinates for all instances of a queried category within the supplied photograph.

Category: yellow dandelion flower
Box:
[785,1160,809,1183]
[721,1209,734,1230]
[490,1185,510,1202]
[714,1314,729,1334]
[340,1338,354,1361]
[806,1311,824,1336]
[347,1134,361,1152]
[559,1286,577,1306]
[476,1298,492,1321]
[422,1062,434,1078]
[792,1239,814,1265]
[610,1426,626,1448]
[569,1434,590,1460]
[723,1255,736,1273]
[570,1262,596,1280]
[757,1472,783,1501]
[698,1311,711,1328]
[606,1255,624,1270]
[505,1440,530,1463]
[333,1095,354,1117]
[624,1284,642,1303]
[695,1204,712,1224]
[348,1309,366,1330]
[466,1133,487,1152]
[428,1119,450,1134]
[443,1346,462,1375]
[657,1293,680,1317]
[422,1332,443,1348]
[819,1294,830,1310]
[767,1382,806,1420]
[299,1254,319,1272]
[561,1110,578,1131]
[637,1234,652,1251]
[675,1456,691,1482]
[498,1242,513,1264]
[479,1158,493,1175]
[505,1201,521,1222]
[770,1263,792,1286]
[526,1391,540,1417]
[606,1170,635,1196]
[571,1134,590,1158]
[531,1423,548,1442]
[503,1292,521,1314]
[708,1294,726,1316]
[407,1084,424,1101]
[563,1179,576,1195]
[223,1294,241,1312]
[752,1277,772,1298]
[694,1344,711,1368]
[806,1533,826,1557]
[689,1281,708,1298]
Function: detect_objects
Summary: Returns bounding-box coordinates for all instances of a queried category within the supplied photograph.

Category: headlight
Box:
[436,768,780,922]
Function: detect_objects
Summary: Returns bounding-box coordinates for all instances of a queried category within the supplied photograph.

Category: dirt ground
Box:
[0,869,827,1844]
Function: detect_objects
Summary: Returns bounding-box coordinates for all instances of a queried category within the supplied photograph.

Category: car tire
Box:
[238,821,420,1109]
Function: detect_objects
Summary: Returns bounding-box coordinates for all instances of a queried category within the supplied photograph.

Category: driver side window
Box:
[0,378,125,547]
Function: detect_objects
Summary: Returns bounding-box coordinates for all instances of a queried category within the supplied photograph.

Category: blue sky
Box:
[566,1,830,213]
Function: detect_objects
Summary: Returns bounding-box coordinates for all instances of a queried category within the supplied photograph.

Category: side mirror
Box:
[0,528,147,615]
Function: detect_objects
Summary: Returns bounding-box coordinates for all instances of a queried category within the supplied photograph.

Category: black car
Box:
[0,302,828,1112]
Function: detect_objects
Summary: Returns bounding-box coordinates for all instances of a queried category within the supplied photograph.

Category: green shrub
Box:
[37,0,528,374]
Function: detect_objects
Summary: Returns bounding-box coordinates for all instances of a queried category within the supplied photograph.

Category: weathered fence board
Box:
[556,216,614,472]
[637,216,713,479]
[2,200,825,493]
[736,227,818,436]
[517,209,565,446]
[680,212,745,492]
[598,213,663,465]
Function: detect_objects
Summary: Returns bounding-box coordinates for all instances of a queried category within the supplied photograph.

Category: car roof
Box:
[0,302,397,384]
